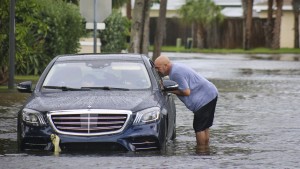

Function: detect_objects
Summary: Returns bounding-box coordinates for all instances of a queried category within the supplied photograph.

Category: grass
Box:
[154,46,300,54]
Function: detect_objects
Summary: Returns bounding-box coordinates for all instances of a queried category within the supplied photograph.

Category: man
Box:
[154,55,218,147]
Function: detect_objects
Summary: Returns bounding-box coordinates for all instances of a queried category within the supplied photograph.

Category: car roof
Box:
[55,53,147,62]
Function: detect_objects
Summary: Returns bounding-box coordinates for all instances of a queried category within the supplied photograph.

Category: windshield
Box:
[42,60,151,90]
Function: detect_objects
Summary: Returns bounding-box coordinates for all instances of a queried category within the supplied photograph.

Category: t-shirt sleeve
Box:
[172,72,189,91]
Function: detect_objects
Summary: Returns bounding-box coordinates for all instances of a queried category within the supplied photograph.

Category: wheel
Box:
[170,124,176,140]
[160,118,168,152]
[17,121,25,151]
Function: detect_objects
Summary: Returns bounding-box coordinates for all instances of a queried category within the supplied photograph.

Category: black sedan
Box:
[17,54,178,152]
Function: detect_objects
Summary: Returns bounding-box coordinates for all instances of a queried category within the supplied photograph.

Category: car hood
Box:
[25,90,159,113]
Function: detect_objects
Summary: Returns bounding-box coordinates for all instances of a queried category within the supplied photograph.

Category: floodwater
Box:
[0,53,300,169]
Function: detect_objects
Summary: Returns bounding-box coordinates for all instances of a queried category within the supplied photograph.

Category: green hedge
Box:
[0,0,84,78]
[99,9,130,53]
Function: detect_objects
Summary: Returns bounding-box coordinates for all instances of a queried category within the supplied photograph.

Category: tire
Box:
[17,117,27,152]
[170,124,176,140]
[17,123,25,151]
[160,119,168,152]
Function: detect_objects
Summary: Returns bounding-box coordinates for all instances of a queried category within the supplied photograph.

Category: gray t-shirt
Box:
[169,63,218,112]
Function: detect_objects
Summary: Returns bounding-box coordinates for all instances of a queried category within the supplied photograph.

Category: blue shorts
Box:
[193,96,218,132]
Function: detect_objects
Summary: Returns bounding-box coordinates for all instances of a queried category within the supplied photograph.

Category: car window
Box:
[42,60,151,90]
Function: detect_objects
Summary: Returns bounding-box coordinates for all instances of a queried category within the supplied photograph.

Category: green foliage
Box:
[39,0,84,63]
[0,0,10,71]
[15,0,49,75]
[112,0,128,9]
[0,0,84,78]
[99,9,130,53]
[0,0,48,76]
[179,0,223,25]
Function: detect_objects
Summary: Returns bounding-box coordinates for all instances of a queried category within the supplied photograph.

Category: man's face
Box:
[155,63,168,77]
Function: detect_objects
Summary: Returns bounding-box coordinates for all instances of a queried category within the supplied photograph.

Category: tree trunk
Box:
[272,0,283,49]
[141,1,151,55]
[292,0,300,48]
[128,0,151,54]
[264,0,274,48]
[126,0,132,20]
[152,0,167,61]
[243,0,253,50]
[196,23,205,49]
[0,66,8,85]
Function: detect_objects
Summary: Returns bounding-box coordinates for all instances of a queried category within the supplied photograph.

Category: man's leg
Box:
[196,128,210,146]
[205,128,210,144]
[195,129,210,154]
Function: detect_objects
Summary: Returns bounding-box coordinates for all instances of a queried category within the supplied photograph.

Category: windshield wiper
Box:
[81,86,130,91]
[43,86,85,91]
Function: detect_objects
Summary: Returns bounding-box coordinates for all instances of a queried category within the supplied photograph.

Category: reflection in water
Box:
[0,54,300,168]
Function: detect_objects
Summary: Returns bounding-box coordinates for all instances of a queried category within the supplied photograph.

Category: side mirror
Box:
[162,80,178,92]
[17,81,32,93]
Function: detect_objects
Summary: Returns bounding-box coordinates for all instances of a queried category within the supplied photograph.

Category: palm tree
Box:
[272,0,283,49]
[152,0,168,61]
[179,0,223,49]
[292,0,300,48]
[242,0,254,50]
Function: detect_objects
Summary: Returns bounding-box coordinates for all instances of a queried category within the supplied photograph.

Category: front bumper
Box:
[19,120,165,151]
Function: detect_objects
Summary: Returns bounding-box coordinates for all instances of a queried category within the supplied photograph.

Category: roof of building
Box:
[149,0,293,18]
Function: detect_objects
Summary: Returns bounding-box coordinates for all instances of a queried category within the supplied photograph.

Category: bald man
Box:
[154,55,218,148]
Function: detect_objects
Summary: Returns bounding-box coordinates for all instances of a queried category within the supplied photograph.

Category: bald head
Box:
[154,55,172,76]
[155,55,170,65]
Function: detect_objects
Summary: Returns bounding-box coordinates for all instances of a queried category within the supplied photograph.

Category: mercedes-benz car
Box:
[17,54,178,152]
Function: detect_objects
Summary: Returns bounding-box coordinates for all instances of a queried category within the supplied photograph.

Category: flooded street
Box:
[1,53,300,168]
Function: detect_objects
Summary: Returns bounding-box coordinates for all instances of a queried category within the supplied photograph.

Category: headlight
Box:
[22,108,46,126]
[133,107,160,125]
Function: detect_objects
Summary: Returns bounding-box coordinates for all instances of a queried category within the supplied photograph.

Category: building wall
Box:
[281,12,294,48]
[258,10,295,48]
[149,18,267,48]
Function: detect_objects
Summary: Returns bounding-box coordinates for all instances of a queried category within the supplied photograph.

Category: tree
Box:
[112,0,128,9]
[152,0,167,61]
[128,0,152,54]
[292,0,300,48]
[179,0,223,49]
[126,0,132,19]
[272,0,283,49]
[0,0,48,83]
[0,0,84,84]
[242,0,254,50]
[264,0,274,48]
[99,9,130,53]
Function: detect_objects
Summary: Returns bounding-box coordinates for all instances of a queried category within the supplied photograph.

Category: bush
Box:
[99,9,130,53]
[0,0,84,81]
[39,0,85,65]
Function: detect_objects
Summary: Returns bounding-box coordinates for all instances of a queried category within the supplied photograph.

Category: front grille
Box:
[47,109,132,136]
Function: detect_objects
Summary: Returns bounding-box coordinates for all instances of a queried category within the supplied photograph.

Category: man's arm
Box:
[170,88,190,96]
